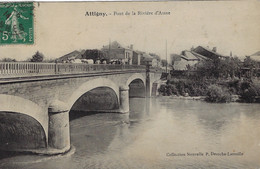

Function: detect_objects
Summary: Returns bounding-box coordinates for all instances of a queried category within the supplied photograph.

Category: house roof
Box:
[142,53,154,62]
[191,51,209,60]
[173,59,190,70]
[182,50,199,61]
[57,50,81,61]
[80,50,86,55]
[251,51,260,61]
[192,46,225,60]
[133,50,145,55]
[251,51,260,56]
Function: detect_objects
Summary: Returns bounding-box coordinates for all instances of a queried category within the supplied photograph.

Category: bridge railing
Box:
[0,62,146,77]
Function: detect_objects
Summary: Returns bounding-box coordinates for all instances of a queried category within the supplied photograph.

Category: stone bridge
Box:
[0,63,162,154]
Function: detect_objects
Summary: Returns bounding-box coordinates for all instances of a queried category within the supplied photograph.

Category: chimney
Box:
[130,44,133,50]
[212,47,217,52]
[230,51,232,57]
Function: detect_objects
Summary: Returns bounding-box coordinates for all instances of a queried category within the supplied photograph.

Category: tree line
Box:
[0,51,47,63]
[159,56,260,103]
[0,49,109,63]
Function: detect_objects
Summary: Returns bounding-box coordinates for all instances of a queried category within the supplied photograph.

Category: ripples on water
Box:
[0,98,260,169]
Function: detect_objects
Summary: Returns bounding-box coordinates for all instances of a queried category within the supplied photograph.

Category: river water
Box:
[1,98,260,169]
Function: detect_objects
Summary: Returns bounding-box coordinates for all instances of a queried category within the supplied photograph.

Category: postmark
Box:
[0,2,34,45]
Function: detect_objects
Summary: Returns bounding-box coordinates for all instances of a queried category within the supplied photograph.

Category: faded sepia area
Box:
[0,1,260,169]
[0,1,259,60]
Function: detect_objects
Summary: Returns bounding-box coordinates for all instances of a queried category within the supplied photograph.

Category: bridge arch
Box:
[126,73,146,87]
[0,94,47,149]
[126,73,146,98]
[67,78,120,110]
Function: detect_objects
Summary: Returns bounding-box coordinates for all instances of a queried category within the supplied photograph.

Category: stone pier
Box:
[48,100,70,153]
[119,86,129,113]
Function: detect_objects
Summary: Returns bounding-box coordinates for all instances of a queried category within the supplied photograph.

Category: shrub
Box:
[167,84,179,96]
[240,81,251,92]
[167,79,209,96]
[158,84,167,96]
[227,79,241,94]
[205,85,232,103]
[158,84,180,96]
[240,82,260,103]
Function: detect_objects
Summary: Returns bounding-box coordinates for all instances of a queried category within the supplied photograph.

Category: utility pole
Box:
[166,40,168,73]
[108,38,111,62]
[146,61,151,97]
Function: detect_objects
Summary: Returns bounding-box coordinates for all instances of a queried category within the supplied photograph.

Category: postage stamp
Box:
[0,2,34,45]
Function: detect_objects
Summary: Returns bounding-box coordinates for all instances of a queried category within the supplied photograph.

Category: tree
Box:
[161,59,167,67]
[196,59,216,78]
[195,57,242,79]
[31,51,44,62]
[224,57,241,78]
[243,56,259,78]
[244,56,258,68]
[0,58,16,62]
[82,49,107,63]
[149,53,161,61]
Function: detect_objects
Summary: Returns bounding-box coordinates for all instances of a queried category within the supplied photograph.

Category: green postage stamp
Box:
[0,2,34,45]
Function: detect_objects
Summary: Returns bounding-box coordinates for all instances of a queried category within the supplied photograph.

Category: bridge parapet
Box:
[0,62,147,77]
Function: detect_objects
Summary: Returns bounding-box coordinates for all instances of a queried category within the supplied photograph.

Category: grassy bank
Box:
[158,78,260,103]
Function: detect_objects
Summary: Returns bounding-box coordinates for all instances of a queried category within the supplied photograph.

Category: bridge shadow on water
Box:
[0,111,123,161]
[69,110,125,121]
[69,110,99,121]
[0,112,47,160]
[0,150,23,160]
[0,150,43,160]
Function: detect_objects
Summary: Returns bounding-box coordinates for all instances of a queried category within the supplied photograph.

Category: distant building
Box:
[133,51,141,65]
[249,51,260,75]
[149,53,161,67]
[192,46,226,60]
[171,46,228,70]
[171,50,207,70]
[140,53,159,67]
[251,51,260,63]
[101,41,133,65]
[57,49,107,64]
[56,50,82,63]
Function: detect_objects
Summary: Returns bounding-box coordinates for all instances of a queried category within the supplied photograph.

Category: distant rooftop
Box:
[251,51,260,61]
[192,46,226,60]
[57,50,81,62]
[181,50,199,61]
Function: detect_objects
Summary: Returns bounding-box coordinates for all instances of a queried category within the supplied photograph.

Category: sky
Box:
[0,1,259,61]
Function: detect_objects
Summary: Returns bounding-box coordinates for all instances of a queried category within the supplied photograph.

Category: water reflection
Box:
[0,98,260,169]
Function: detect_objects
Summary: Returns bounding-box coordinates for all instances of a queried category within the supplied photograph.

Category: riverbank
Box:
[159,95,240,102]
[158,77,260,103]
[159,95,205,100]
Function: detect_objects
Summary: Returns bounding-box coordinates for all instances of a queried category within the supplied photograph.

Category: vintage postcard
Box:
[0,1,259,169]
